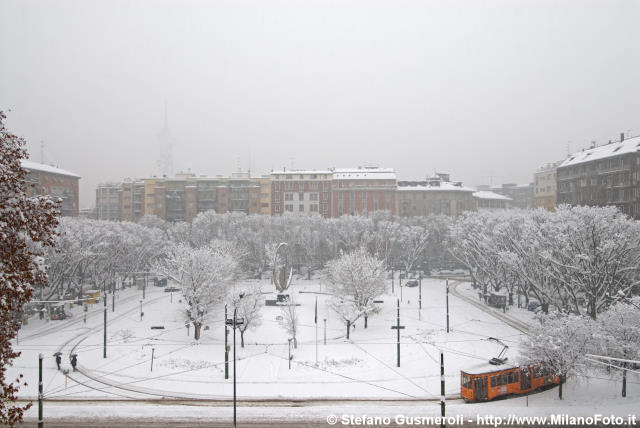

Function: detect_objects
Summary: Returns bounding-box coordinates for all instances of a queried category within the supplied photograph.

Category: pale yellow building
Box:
[534,162,560,210]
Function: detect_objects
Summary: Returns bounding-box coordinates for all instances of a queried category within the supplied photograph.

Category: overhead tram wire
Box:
[45,350,267,399]
[351,342,439,399]
[264,349,420,399]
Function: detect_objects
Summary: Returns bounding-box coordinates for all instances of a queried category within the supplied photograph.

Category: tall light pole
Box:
[224,304,229,380]
[288,338,293,369]
[233,307,237,428]
[227,295,244,428]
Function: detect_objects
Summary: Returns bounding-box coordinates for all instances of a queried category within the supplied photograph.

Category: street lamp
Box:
[288,338,293,369]
[225,295,244,428]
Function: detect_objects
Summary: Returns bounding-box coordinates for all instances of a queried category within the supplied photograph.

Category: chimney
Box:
[621,132,625,142]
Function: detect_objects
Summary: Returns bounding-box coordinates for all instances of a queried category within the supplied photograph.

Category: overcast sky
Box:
[1,0,639,208]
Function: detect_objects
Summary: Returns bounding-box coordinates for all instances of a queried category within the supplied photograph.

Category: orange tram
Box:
[461,363,561,402]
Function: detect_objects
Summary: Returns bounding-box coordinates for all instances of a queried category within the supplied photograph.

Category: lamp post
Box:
[226,295,244,428]
[288,338,293,369]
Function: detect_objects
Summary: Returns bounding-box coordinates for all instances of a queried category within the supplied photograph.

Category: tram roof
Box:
[461,361,518,375]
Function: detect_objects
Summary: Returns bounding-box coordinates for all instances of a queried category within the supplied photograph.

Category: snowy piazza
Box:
[1,1,640,427]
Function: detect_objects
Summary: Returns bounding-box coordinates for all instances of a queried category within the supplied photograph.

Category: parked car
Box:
[527,300,540,312]
[405,279,419,287]
[164,286,180,293]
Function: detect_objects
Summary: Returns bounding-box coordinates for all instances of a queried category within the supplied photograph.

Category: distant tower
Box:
[156,103,174,176]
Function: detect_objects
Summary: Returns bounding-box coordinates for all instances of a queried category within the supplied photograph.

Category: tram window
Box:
[508,372,518,383]
[491,376,496,387]
[501,374,508,385]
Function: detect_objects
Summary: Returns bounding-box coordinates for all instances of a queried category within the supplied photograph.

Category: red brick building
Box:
[331,167,396,217]
[22,160,80,217]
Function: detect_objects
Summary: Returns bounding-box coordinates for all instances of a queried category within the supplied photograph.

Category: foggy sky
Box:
[1,0,639,208]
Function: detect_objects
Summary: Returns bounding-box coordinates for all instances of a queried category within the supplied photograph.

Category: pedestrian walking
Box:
[55,354,61,370]
[70,354,77,371]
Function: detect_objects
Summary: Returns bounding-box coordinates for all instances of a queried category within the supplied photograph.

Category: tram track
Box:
[447,281,530,334]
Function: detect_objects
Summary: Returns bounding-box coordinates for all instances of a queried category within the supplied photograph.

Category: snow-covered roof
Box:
[472,191,512,201]
[461,361,517,375]
[398,182,475,193]
[271,170,332,175]
[560,135,640,168]
[21,160,80,178]
[332,168,396,180]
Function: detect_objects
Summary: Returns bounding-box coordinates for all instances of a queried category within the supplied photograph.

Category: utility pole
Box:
[440,352,446,428]
[288,338,292,369]
[38,353,43,428]
[225,304,229,380]
[446,279,450,333]
[103,295,107,358]
[150,348,155,372]
[390,299,405,367]
[140,300,143,321]
[112,281,115,312]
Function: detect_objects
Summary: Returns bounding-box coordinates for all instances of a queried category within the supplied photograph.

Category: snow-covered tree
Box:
[328,297,361,340]
[520,313,595,399]
[327,247,386,329]
[595,296,640,397]
[0,111,59,425]
[278,295,299,348]
[155,243,237,340]
[227,283,263,347]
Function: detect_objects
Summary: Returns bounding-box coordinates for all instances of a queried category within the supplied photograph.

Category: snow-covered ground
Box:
[11,278,639,423]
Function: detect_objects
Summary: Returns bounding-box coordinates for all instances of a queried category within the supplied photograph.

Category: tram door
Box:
[520,369,531,391]
[473,377,488,400]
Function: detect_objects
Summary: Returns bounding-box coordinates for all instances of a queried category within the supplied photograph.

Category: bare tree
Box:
[279,295,299,348]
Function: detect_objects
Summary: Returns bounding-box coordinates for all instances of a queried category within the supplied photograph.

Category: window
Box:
[285,204,293,212]
[310,204,318,212]
[285,193,293,201]
[310,193,319,201]
[299,192,304,201]
[491,376,497,387]
[299,204,304,212]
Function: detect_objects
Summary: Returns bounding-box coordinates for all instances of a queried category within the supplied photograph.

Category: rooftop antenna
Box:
[40,141,44,164]
[567,141,571,156]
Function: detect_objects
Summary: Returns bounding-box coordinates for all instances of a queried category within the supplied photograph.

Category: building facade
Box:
[556,134,640,218]
[270,170,332,217]
[476,183,534,209]
[96,182,121,221]
[119,180,145,222]
[22,160,80,217]
[473,190,512,210]
[534,162,560,210]
[331,167,396,217]
[396,174,476,218]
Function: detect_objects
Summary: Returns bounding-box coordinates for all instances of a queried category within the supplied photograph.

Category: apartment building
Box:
[270,170,332,217]
[476,183,533,209]
[556,134,640,219]
[396,174,476,218]
[331,167,396,217]
[119,180,145,222]
[473,190,512,210]
[534,162,560,210]
[95,182,121,221]
[22,160,80,217]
